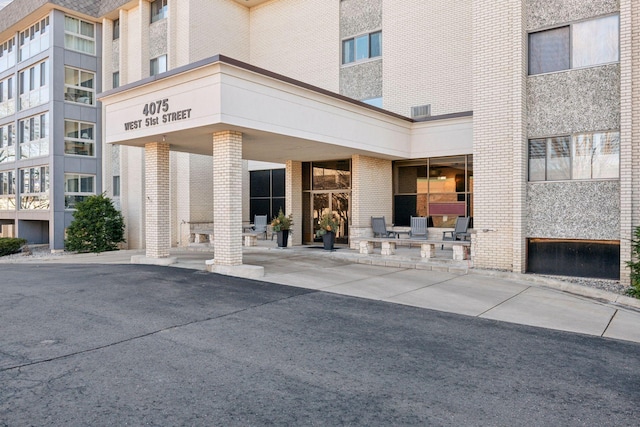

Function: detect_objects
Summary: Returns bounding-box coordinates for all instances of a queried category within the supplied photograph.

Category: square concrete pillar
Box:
[351,155,393,243]
[285,160,302,246]
[212,131,243,266]
[131,142,176,266]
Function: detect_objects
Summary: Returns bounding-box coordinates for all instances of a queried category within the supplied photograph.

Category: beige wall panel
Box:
[125,5,144,81]
[350,155,392,242]
[121,145,146,249]
[472,0,527,272]
[383,0,473,117]
[189,153,214,222]
[189,0,250,63]
[249,0,340,92]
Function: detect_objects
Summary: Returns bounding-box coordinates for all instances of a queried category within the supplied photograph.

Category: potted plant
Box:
[271,208,293,248]
[315,213,339,251]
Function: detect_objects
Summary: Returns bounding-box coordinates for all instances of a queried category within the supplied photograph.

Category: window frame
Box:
[18,60,48,111]
[0,75,15,119]
[150,0,168,24]
[64,173,95,210]
[113,19,120,40]
[18,16,50,62]
[150,54,167,76]
[342,30,382,65]
[528,131,620,181]
[528,14,619,76]
[64,15,96,55]
[18,112,49,160]
[64,66,95,105]
[64,120,95,157]
[0,170,16,210]
[0,36,16,73]
[19,165,49,210]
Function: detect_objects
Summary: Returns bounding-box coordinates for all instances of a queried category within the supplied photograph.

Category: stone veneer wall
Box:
[526,0,618,29]
[339,0,382,102]
[527,65,620,137]
[149,18,167,60]
[525,0,622,268]
[527,181,620,239]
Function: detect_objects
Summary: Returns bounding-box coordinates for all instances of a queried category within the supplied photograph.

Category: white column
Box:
[131,142,176,266]
[213,131,243,266]
[285,160,302,246]
[209,132,264,279]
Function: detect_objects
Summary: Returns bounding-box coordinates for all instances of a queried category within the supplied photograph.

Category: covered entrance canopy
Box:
[98,55,472,278]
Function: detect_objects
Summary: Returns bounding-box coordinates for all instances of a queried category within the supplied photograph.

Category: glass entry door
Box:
[302,160,351,244]
[312,192,349,244]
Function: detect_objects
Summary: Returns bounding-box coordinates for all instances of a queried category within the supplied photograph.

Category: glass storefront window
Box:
[394,155,473,227]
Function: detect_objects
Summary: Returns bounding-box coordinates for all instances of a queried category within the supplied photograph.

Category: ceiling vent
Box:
[411,104,431,120]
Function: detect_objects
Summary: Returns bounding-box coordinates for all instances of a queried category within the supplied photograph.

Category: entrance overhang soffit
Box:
[99,55,414,163]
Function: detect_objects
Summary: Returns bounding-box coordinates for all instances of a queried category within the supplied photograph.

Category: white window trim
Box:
[64,120,96,157]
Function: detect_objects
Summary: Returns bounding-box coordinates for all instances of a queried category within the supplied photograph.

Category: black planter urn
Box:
[322,231,335,250]
[277,230,289,248]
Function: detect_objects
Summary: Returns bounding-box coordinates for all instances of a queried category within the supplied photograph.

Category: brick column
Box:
[213,131,243,265]
[285,161,302,246]
[472,0,526,272]
[619,0,640,284]
[350,155,393,247]
[144,142,170,258]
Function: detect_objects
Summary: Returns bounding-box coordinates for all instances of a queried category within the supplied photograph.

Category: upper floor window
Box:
[113,19,120,40]
[19,17,50,62]
[64,173,95,209]
[18,112,49,159]
[529,15,619,75]
[0,171,16,211]
[150,54,167,76]
[528,131,619,181]
[151,0,168,23]
[64,66,95,105]
[0,76,15,118]
[65,16,95,55]
[0,37,16,73]
[19,165,49,210]
[18,60,48,111]
[0,123,16,164]
[342,31,381,65]
[112,71,120,89]
[64,120,94,156]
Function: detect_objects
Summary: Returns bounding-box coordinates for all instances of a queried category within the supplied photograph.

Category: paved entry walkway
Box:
[3,245,640,344]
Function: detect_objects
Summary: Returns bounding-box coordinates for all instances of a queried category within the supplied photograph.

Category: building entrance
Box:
[302,160,351,244]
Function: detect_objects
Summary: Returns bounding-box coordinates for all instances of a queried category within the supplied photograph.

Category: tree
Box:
[626,226,640,298]
[65,194,125,253]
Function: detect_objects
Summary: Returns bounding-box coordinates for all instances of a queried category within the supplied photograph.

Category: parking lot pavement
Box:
[1,264,639,426]
[3,246,640,343]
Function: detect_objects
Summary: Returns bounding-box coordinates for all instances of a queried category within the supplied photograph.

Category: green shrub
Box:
[65,194,125,253]
[626,226,640,298]
[0,237,27,257]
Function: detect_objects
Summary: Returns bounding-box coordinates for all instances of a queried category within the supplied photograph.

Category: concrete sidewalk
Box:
[3,244,640,344]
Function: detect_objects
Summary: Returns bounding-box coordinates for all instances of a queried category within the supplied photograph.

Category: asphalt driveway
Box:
[1,264,639,426]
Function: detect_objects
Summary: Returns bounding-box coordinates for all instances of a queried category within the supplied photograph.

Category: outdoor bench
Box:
[191,230,259,247]
[356,237,471,261]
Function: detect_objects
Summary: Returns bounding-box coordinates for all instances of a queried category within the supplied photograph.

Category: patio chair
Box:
[409,216,428,239]
[442,216,471,249]
[252,214,268,240]
[371,216,397,238]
